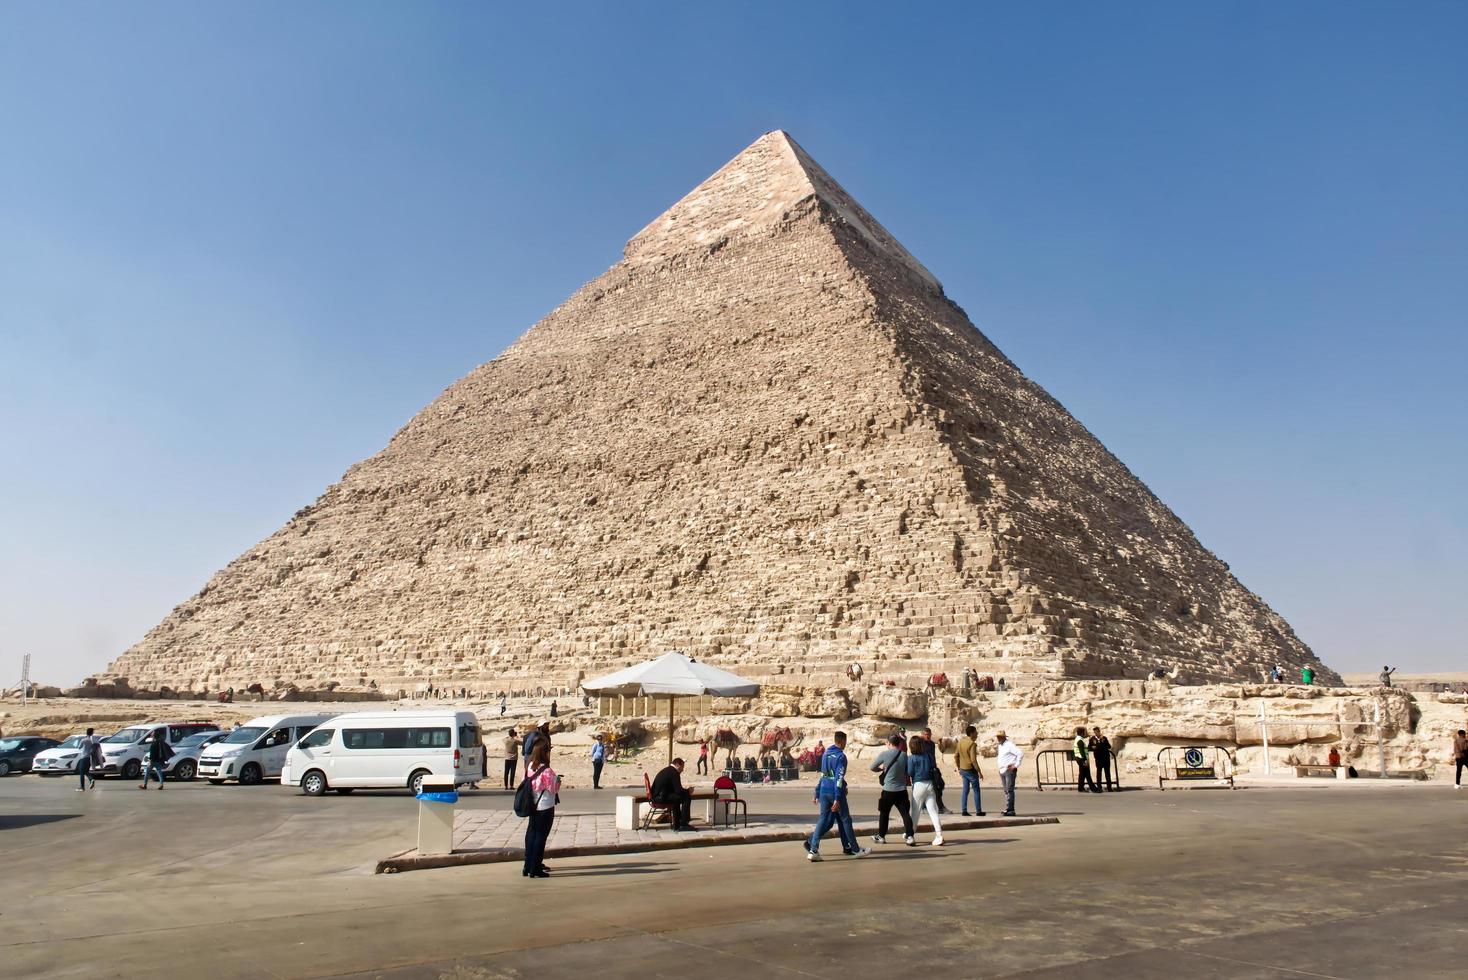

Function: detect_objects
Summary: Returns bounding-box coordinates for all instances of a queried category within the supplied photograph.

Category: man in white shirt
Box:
[995,730,1023,817]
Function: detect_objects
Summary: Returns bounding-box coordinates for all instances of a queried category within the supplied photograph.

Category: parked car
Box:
[164,730,232,781]
[96,722,220,780]
[31,734,88,776]
[197,714,335,785]
[282,710,483,796]
[0,736,61,775]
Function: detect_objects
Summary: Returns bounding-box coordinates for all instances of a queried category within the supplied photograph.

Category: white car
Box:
[31,734,88,776]
[163,730,232,781]
[96,721,221,780]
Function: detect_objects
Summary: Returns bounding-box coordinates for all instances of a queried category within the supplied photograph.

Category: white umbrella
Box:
[581,651,760,764]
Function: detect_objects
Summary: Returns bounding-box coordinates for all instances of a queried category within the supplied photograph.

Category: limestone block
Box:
[863,685,927,720]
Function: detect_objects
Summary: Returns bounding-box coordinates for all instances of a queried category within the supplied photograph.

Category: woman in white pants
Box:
[907,735,944,845]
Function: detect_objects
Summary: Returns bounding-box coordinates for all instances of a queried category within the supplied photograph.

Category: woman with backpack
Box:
[907,735,944,846]
[520,740,559,878]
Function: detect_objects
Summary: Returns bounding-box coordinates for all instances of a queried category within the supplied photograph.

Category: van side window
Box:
[261,727,293,748]
[342,727,451,749]
[298,729,333,750]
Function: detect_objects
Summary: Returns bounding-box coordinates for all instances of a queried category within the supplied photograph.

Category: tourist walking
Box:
[805,731,866,860]
[920,727,951,813]
[1379,665,1397,688]
[870,732,915,845]
[907,735,944,845]
[1073,727,1100,793]
[140,731,171,790]
[651,758,695,831]
[955,725,986,816]
[1453,729,1468,789]
[75,727,99,792]
[499,692,507,716]
[591,734,606,789]
[1089,728,1116,791]
[996,730,1022,816]
[697,738,709,775]
[522,741,559,878]
[502,729,519,789]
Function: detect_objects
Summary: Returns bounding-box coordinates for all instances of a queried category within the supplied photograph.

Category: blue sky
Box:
[2,3,1464,684]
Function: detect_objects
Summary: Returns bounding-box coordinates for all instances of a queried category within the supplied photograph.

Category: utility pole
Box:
[20,653,31,706]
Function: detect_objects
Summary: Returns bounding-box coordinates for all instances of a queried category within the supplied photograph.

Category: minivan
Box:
[282,710,483,796]
[197,714,335,785]
[97,722,221,780]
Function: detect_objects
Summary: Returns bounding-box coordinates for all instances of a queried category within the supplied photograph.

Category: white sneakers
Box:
[849,847,871,858]
[871,835,886,844]
[932,835,944,846]
[807,851,823,862]
[904,835,916,846]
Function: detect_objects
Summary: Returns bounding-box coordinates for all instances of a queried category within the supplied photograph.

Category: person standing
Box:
[1089,728,1116,791]
[907,735,944,845]
[522,721,549,765]
[1453,729,1468,789]
[502,729,520,790]
[140,729,172,790]
[870,733,915,845]
[954,725,986,816]
[522,741,559,878]
[1301,666,1315,685]
[697,738,709,775]
[591,734,606,789]
[995,730,1023,816]
[499,692,507,716]
[550,700,558,718]
[75,727,99,792]
[1073,727,1099,794]
[805,732,865,860]
[650,758,695,831]
[1379,665,1397,688]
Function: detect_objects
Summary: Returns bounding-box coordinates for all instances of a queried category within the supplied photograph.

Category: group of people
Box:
[1069,726,1117,793]
[804,726,1024,861]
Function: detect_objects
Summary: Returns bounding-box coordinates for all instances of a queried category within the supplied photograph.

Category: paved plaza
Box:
[3,775,1466,978]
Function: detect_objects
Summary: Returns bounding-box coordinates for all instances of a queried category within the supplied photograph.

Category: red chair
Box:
[641,771,675,830]
[713,774,747,828]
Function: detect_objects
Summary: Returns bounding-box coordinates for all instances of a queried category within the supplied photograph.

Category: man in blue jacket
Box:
[805,732,869,861]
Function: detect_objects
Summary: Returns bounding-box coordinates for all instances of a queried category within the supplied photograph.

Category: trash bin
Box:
[416,776,458,855]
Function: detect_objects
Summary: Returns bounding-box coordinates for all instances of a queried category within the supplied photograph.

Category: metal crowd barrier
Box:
[1156,745,1236,790]
[1034,748,1123,791]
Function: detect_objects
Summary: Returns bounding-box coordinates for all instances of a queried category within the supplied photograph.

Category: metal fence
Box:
[1034,749,1123,791]
[1156,745,1235,790]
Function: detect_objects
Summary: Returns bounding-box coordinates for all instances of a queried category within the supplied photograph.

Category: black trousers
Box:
[1094,756,1115,790]
[523,807,554,874]
[877,789,914,838]
[658,790,693,827]
[503,759,516,789]
[932,768,948,810]
[696,756,708,774]
[592,759,604,788]
[1075,758,1098,792]
[1457,757,1467,786]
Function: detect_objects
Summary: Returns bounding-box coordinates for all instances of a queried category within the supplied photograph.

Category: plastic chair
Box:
[712,774,748,828]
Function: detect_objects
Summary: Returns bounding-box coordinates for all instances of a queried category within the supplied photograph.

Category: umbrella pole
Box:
[668,695,676,765]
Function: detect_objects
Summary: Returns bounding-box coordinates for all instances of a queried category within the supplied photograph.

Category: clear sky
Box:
[2,3,1464,685]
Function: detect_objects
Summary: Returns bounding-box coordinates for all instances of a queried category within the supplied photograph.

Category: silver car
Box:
[164,730,232,781]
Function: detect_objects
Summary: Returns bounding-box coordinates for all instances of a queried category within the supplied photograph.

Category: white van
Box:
[197,714,335,785]
[282,710,483,796]
[97,721,221,780]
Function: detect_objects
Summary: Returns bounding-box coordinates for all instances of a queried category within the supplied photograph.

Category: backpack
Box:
[512,775,536,818]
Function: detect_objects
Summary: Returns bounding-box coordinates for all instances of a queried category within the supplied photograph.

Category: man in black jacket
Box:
[650,758,695,830]
[140,729,172,790]
[1089,728,1116,791]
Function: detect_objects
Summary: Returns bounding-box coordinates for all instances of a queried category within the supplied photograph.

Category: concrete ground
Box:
[2,774,1465,979]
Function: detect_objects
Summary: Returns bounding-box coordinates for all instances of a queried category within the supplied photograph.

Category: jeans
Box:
[1001,768,1018,814]
[960,769,983,813]
[142,764,165,787]
[592,759,604,788]
[77,758,91,790]
[877,789,914,838]
[1075,757,1098,792]
[911,780,943,837]
[523,807,555,874]
[807,791,857,854]
[503,759,516,789]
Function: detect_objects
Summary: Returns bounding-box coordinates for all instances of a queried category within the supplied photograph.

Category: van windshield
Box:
[222,727,266,744]
[103,729,146,744]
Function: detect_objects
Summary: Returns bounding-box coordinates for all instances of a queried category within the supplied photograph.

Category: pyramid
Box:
[107,131,1336,692]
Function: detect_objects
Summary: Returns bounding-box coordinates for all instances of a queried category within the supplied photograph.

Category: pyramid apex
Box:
[625,130,940,291]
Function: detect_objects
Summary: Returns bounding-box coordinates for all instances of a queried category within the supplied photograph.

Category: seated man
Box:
[650,757,695,830]
[1327,747,1341,768]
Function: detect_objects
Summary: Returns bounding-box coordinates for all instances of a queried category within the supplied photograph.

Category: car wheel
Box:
[207,779,226,786]
[301,770,328,797]
[121,759,142,780]
[333,788,354,795]
[173,760,196,782]
[239,763,263,786]
[408,769,431,795]
[0,761,11,777]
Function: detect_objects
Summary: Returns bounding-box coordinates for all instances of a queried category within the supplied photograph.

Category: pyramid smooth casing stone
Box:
[106,131,1336,693]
